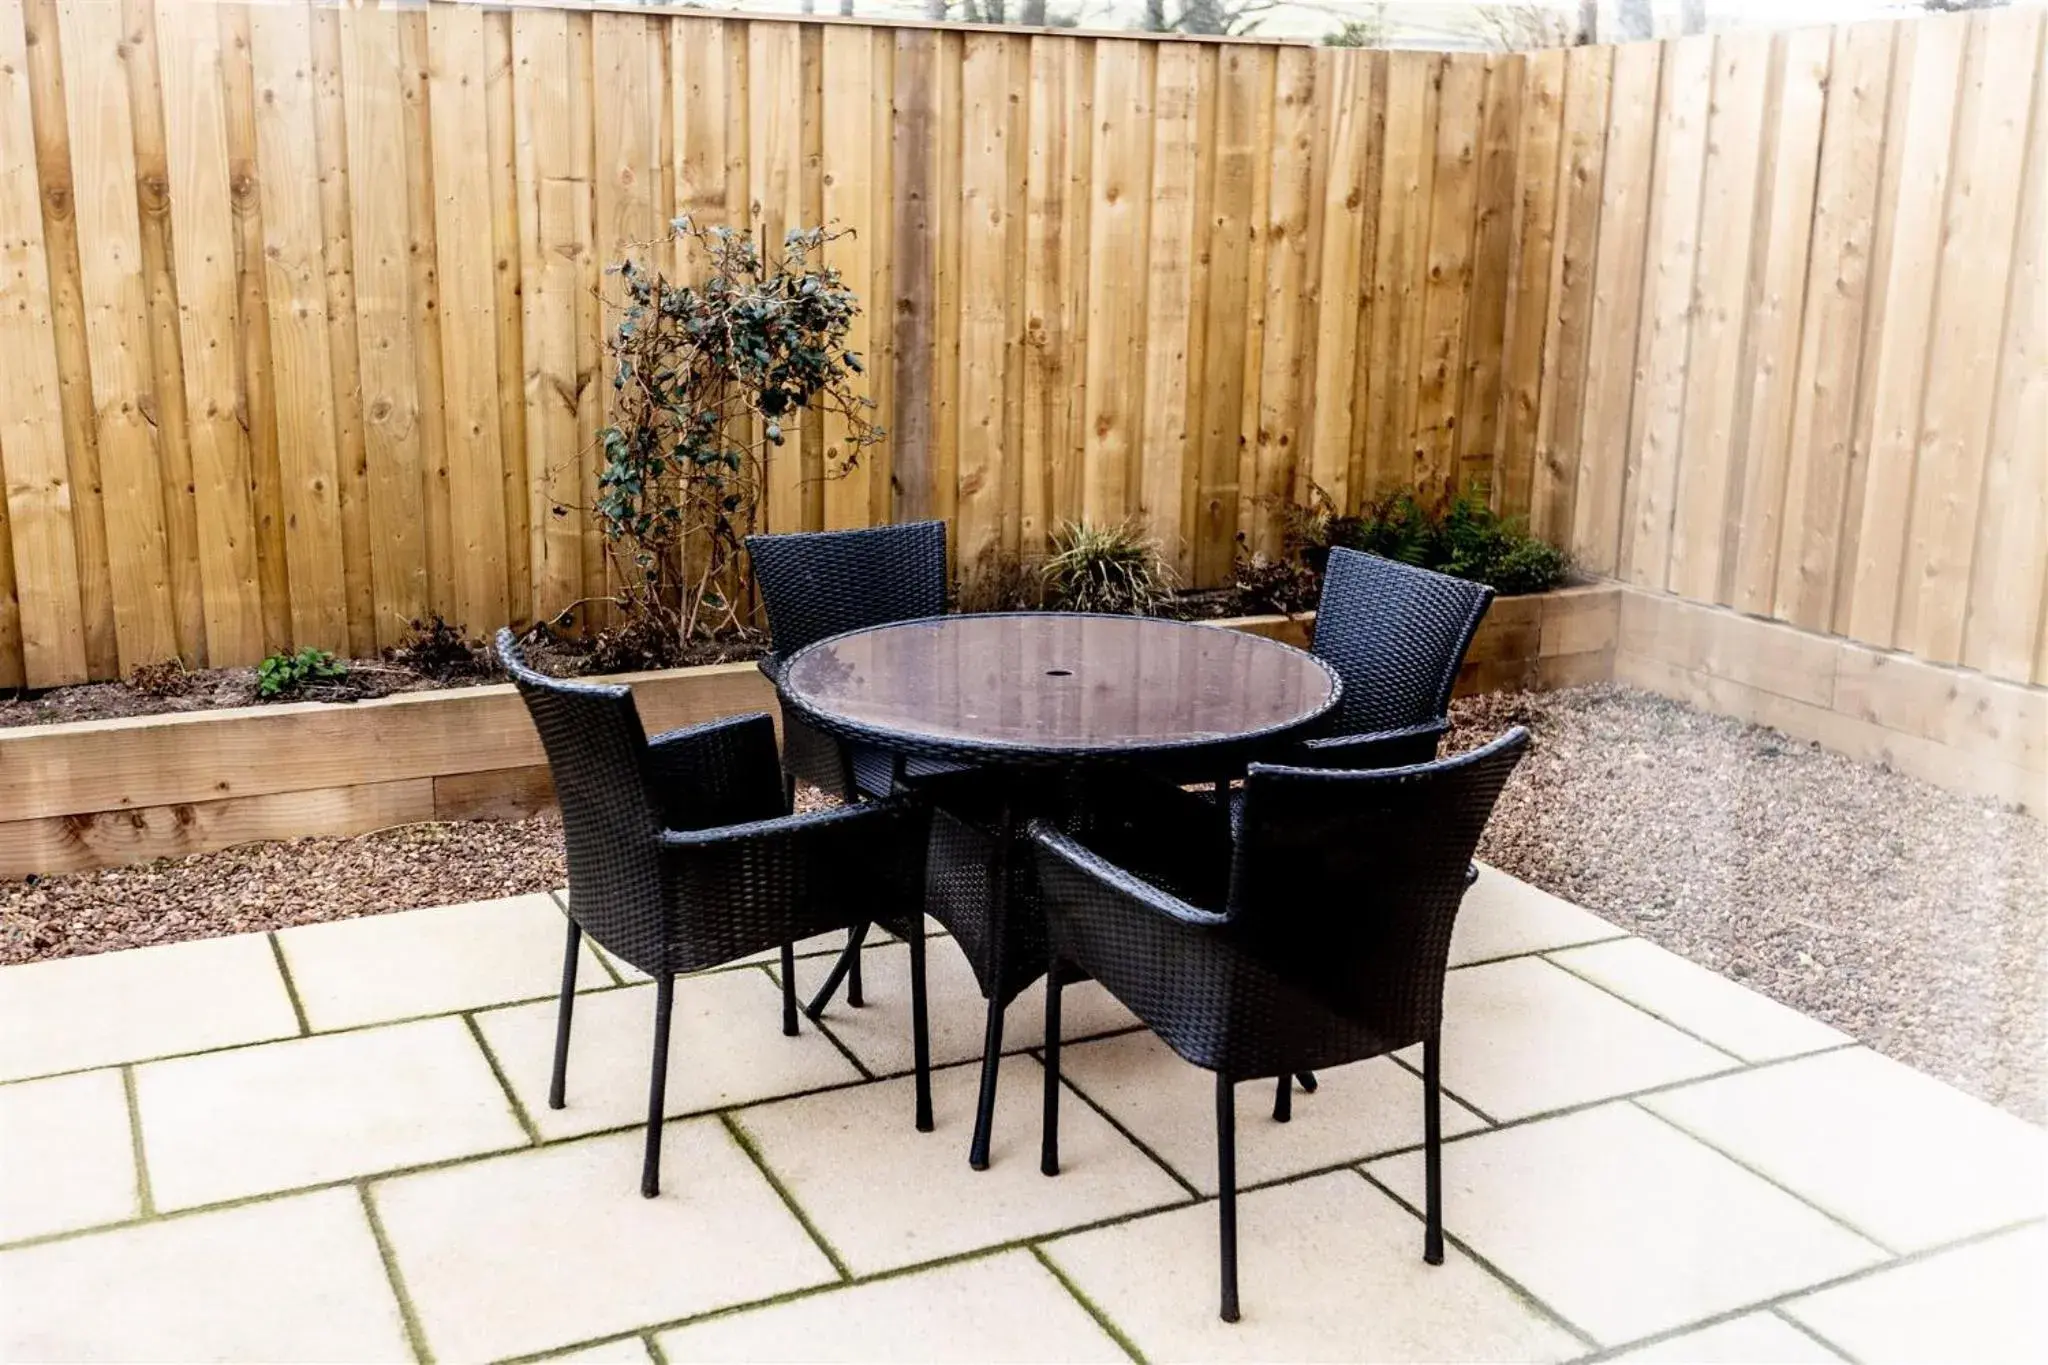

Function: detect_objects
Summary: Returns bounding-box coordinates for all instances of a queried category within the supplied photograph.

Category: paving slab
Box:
[1547,937,1851,1063]
[134,1015,527,1210]
[733,1060,1188,1275]
[275,894,610,1030]
[1641,1048,2048,1252]
[1611,1311,1845,1363]
[655,1250,1127,1363]
[1427,957,1735,1121]
[1366,1102,1886,1345]
[0,1188,411,1363]
[1449,864,1627,966]
[1044,1170,1583,1362]
[0,1069,139,1243]
[372,1119,836,1363]
[783,939,1137,1075]
[0,933,298,1083]
[1054,1030,1485,1194]
[1780,1224,2048,1364]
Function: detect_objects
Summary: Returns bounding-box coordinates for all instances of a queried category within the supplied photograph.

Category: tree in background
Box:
[1321,5,1388,47]
[1469,2,1590,49]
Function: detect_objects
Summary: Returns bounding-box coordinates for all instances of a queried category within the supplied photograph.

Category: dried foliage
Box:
[386,616,495,684]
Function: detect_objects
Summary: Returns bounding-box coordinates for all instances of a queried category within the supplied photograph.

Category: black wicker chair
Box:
[1030,728,1530,1321]
[497,630,934,1198]
[1298,547,1496,770]
[748,520,966,1016]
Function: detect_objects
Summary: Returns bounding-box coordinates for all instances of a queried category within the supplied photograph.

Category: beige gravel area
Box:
[4,685,2040,1123]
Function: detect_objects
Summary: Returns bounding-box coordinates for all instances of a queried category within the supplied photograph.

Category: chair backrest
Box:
[1227,727,1529,1044]
[1313,547,1494,734]
[496,630,669,974]
[747,520,949,661]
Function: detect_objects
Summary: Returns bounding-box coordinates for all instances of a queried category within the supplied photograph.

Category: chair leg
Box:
[968,996,1005,1171]
[1217,1072,1241,1324]
[847,926,865,1008]
[548,917,581,1111]
[779,942,799,1037]
[1041,970,1064,1176]
[782,770,797,814]
[804,922,869,1020]
[1272,1072,1291,1123]
[641,975,676,1199]
[1423,1034,1444,1265]
[1296,1070,1318,1093]
[909,920,934,1133]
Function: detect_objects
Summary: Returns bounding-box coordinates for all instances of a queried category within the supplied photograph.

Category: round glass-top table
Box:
[777,611,1342,770]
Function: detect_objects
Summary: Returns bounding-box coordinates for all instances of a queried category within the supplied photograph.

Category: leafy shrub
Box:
[1335,492,1568,595]
[591,219,880,651]
[1231,542,1322,614]
[256,648,347,700]
[1041,521,1176,616]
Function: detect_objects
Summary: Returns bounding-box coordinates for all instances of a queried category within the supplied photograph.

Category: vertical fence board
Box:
[512,6,581,628]
[1896,7,2040,664]
[1772,19,1893,631]
[1307,49,1374,514]
[1190,43,1260,582]
[1618,34,1711,589]
[1727,25,1830,613]
[1413,50,1483,501]
[890,27,937,527]
[1570,39,1659,575]
[747,20,802,537]
[1139,42,1199,569]
[55,0,177,671]
[1962,22,2046,680]
[1667,30,1769,603]
[1529,43,1610,547]
[123,0,204,668]
[427,2,508,635]
[821,24,875,532]
[1837,15,1967,644]
[485,11,529,631]
[156,0,264,670]
[1363,51,1438,504]
[956,32,1014,575]
[0,0,85,685]
[1454,53,1522,502]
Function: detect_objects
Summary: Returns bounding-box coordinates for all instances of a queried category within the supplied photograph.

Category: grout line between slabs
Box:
[266,931,312,1036]
[462,1012,543,1146]
[1626,1098,1900,1257]
[1351,1165,1602,1353]
[1768,1303,1862,1364]
[1538,949,1773,1064]
[1551,1216,2048,1364]
[639,1329,671,1365]
[1028,1243,1149,1365]
[1028,1048,1203,1200]
[119,1064,155,1219]
[357,1182,435,1365]
[717,1111,853,1283]
[759,961,875,1082]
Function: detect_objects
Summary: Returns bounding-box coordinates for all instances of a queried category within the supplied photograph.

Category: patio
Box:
[1,866,2040,1364]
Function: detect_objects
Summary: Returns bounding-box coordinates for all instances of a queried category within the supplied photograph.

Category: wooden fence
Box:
[1516,6,2048,691]
[0,0,2042,695]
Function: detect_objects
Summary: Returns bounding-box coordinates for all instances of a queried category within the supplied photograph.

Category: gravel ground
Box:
[3,684,2040,1122]
[1450,685,2046,1125]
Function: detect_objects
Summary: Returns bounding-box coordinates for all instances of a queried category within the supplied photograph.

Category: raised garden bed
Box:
[0,585,1621,880]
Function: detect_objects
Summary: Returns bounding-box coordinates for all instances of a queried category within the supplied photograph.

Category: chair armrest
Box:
[1029,822,1232,931]
[658,800,928,967]
[756,654,784,684]
[645,712,787,830]
[1297,717,1449,770]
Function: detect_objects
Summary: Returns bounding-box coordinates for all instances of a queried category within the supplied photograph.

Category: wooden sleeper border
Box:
[0,586,1622,879]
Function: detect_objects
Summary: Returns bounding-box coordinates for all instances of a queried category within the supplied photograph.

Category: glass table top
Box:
[780,612,1340,757]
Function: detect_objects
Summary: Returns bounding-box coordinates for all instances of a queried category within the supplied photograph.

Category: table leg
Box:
[968,798,1016,1171]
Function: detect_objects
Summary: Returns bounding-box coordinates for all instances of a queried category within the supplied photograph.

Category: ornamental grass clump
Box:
[587,220,881,653]
[1041,520,1177,616]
